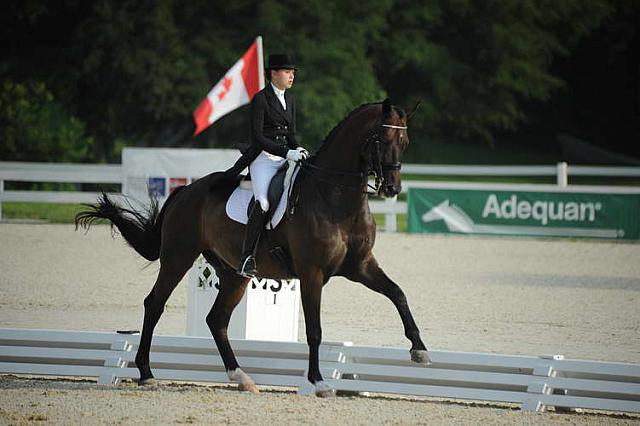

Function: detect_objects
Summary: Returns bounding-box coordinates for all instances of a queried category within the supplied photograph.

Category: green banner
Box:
[408,187,640,239]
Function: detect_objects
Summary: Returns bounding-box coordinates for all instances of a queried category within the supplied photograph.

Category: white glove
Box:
[286,149,304,162]
[296,147,309,159]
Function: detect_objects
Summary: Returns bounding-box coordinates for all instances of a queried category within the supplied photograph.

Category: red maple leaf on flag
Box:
[217,77,233,101]
[192,38,261,136]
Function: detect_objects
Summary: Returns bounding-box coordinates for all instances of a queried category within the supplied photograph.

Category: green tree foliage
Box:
[374,0,612,156]
[257,0,387,146]
[548,0,640,159]
[67,0,209,160]
[0,0,629,163]
[0,80,93,162]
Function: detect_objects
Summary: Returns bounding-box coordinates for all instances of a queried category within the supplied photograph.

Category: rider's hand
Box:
[296,147,309,159]
[286,149,304,162]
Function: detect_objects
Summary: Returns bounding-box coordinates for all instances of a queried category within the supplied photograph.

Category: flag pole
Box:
[256,36,265,90]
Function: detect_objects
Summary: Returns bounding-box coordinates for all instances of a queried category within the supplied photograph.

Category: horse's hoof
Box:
[138,377,158,386]
[228,368,259,394]
[410,349,432,365]
[239,382,260,394]
[314,381,336,397]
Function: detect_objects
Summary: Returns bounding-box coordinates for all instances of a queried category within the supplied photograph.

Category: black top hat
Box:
[266,54,297,70]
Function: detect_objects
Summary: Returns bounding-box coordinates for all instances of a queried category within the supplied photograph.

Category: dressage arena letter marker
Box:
[187,257,300,341]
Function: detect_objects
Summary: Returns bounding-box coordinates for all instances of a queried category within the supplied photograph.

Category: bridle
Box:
[366,123,406,193]
[299,121,407,194]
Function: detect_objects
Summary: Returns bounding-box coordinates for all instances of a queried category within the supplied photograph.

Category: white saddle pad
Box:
[225,163,300,229]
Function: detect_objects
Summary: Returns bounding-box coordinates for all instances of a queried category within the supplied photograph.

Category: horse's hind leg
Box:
[202,252,256,393]
[346,256,431,365]
[135,249,199,385]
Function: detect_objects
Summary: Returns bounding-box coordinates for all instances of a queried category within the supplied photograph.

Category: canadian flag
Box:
[192,37,264,136]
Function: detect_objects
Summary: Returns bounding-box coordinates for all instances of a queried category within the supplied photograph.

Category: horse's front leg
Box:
[299,267,335,397]
[346,256,431,365]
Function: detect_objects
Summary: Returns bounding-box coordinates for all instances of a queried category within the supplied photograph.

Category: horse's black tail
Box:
[75,188,184,261]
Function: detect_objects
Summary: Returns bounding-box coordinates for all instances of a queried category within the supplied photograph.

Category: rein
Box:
[299,161,365,191]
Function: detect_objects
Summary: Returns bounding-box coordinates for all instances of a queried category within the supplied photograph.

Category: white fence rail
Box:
[0,161,122,183]
[0,162,122,220]
[2,161,639,230]
[403,163,640,180]
[1,328,639,413]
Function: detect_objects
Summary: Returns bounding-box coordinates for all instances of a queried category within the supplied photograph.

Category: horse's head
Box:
[366,99,410,198]
[311,99,419,198]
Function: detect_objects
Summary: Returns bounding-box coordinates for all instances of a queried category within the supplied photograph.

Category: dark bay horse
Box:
[76,99,430,396]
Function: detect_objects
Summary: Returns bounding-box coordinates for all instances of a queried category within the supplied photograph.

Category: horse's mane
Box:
[312,101,407,158]
[312,102,380,158]
[322,102,379,145]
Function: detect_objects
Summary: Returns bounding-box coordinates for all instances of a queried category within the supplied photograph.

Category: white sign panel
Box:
[187,256,300,342]
[121,147,241,208]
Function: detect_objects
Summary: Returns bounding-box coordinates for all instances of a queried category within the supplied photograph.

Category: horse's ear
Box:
[382,98,392,116]
[407,101,421,121]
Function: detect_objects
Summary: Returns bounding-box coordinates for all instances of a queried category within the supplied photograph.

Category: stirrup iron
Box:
[238,255,257,278]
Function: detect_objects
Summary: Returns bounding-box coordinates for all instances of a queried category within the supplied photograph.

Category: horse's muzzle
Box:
[382,183,401,197]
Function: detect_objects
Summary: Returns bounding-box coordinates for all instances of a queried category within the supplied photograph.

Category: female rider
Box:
[238,53,308,277]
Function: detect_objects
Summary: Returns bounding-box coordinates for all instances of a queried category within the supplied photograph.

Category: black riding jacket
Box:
[225,84,299,176]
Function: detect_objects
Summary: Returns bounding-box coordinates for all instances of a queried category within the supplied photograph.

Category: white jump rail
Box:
[0,328,346,389]
[332,345,640,413]
[1,328,638,414]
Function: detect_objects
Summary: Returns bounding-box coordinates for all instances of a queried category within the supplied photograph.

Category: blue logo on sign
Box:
[148,177,166,197]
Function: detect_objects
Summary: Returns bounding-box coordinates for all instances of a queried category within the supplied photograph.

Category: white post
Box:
[256,36,265,90]
[385,196,397,232]
[0,179,4,221]
[556,162,568,187]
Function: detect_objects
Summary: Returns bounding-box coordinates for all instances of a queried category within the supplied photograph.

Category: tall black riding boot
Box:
[237,204,267,277]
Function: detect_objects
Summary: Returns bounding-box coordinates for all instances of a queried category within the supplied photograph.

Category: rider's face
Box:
[271,69,295,90]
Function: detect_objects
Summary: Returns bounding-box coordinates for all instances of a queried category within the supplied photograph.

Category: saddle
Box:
[226,161,299,230]
[234,162,297,275]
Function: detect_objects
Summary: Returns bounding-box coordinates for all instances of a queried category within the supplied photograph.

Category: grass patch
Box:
[374,213,407,232]
[401,174,557,184]
[2,202,88,224]
[405,140,561,165]
[3,201,412,231]
[401,173,640,186]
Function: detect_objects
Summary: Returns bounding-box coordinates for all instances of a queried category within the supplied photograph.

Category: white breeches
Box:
[249,151,286,212]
